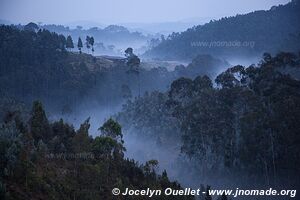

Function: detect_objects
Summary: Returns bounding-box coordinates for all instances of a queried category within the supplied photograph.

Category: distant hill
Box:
[144,0,300,60]
[120,19,210,35]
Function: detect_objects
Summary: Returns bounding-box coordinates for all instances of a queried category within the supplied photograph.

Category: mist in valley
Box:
[43,53,283,192]
[1,0,299,199]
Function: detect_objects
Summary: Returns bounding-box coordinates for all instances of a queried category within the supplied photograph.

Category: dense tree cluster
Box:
[118,52,300,187]
[145,1,300,60]
[0,25,99,108]
[0,101,194,200]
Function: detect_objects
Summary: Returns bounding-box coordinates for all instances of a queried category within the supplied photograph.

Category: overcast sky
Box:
[0,0,291,25]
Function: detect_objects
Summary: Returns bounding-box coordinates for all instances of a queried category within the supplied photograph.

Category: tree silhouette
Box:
[90,36,95,54]
[86,36,91,53]
[29,101,51,142]
[77,37,83,54]
[125,47,141,96]
[66,35,74,51]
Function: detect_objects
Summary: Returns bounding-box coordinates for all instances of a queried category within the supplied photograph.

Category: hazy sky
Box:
[0,0,291,25]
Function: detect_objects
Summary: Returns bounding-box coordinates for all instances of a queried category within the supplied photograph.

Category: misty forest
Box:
[0,0,300,199]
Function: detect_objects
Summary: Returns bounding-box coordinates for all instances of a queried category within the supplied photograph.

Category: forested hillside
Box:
[0,25,230,114]
[117,52,300,187]
[0,25,99,108]
[0,101,194,200]
[144,0,300,60]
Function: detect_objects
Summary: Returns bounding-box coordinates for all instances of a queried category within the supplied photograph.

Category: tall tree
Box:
[99,118,123,142]
[90,36,95,54]
[29,101,51,142]
[98,118,125,160]
[125,47,140,72]
[77,37,83,54]
[72,117,91,153]
[86,36,91,53]
[66,35,74,51]
[125,47,141,95]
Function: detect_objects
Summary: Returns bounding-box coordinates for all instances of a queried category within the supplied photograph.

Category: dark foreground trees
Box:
[0,101,194,200]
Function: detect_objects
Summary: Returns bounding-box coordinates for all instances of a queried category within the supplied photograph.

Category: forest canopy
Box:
[117,52,300,187]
